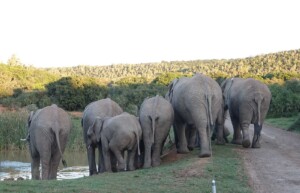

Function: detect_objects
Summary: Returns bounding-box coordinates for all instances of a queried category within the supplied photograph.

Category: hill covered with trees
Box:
[0,49,299,118]
[45,49,300,81]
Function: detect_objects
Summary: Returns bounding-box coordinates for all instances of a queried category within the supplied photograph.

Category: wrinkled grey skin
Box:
[221,78,272,148]
[166,73,226,158]
[26,104,71,180]
[139,95,174,168]
[82,98,123,175]
[87,112,142,172]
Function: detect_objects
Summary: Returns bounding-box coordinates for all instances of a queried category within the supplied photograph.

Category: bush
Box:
[268,80,300,117]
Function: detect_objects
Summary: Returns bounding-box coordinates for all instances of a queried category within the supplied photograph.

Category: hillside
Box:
[0,49,299,116]
[44,49,300,80]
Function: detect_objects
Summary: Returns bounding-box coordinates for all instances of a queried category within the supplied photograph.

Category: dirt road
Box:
[225,120,300,193]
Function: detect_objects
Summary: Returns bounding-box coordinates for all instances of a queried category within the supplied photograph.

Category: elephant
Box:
[26,104,71,180]
[82,98,123,175]
[87,112,142,172]
[221,78,272,148]
[166,73,226,158]
[139,95,174,168]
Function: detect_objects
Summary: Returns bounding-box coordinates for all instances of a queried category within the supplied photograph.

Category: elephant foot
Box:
[199,151,211,158]
[152,160,161,167]
[187,146,194,151]
[216,139,225,145]
[177,147,190,154]
[127,165,136,171]
[231,138,242,145]
[251,142,261,148]
[143,165,151,169]
[242,139,251,148]
[89,170,98,176]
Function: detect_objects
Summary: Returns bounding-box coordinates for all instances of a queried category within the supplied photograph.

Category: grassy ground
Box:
[0,143,252,193]
[266,113,300,131]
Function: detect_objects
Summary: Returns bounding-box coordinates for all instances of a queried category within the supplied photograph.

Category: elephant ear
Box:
[95,117,104,142]
[221,78,234,110]
[166,79,178,102]
[27,111,35,128]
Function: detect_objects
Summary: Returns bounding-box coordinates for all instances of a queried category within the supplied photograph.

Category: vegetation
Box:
[0,49,299,150]
[266,113,300,132]
[0,144,251,193]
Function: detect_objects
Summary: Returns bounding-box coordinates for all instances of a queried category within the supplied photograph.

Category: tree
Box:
[7,54,23,66]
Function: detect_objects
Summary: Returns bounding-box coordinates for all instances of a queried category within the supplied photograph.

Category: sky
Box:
[0,0,299,68]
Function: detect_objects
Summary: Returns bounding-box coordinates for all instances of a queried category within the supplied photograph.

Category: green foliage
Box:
[0,64,58,97]
[152,72,190,86]
[268,80,300,117]
[46,77,108,111]
[288,115,300,132]
[67,116,85,151]
[45,49,300,81]
[108,83,167,115]
[0,110,28,150]
[266,114,300,131]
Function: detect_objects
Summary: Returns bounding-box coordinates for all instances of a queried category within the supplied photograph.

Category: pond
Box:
[0,150,89,181]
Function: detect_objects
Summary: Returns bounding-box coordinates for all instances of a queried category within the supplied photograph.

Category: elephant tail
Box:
[53,127,67,168]
[206,94,214,129]
[254,94,263,126]
[134,131,141,156]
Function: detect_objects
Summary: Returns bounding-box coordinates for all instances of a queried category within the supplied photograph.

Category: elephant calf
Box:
[82,98,123,175]
[139,95,174,168]
[87,112,142,172]
[26,104,72,180]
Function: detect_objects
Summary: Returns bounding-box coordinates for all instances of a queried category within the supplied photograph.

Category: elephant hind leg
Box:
[252,123,262,148]
[175,119,189,154]
[31,156,41,180]
[109,142,125,171]
[49,150,62,179]
[241,122,251,148]
[151,142,163,167]
[231,118,242,145]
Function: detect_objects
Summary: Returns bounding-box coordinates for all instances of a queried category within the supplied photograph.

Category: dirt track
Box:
[225,119,300,193]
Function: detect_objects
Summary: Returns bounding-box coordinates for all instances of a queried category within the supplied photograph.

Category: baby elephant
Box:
[139,95,174,168]
[87,112,142,172]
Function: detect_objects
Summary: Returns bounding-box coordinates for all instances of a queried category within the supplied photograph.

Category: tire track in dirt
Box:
[225,119,300,193]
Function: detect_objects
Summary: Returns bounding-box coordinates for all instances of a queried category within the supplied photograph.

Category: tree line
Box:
[0,49,299,118]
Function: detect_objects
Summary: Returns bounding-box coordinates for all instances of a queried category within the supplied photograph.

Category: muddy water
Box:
[0,150,89,181]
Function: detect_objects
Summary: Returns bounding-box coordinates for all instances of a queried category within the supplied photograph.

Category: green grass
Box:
[266,113,300,131]
[0,110,28,150]
[0,143,252,193]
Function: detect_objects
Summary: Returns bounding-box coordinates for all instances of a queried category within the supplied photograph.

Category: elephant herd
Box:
[24,73,272,180]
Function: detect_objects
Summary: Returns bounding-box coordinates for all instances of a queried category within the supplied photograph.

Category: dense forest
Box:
[45,49,300,81]
[0,49,299,119]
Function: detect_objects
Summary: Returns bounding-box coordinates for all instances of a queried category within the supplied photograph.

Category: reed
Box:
[0,110,28,150]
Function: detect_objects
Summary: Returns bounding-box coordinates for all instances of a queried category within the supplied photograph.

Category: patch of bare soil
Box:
[69,111,83,118]
[161,147,209,178]
[225,120,300,193]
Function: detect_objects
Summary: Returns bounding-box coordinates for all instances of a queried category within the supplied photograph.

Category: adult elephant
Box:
[87,112,142,172]
[26,104,71,180]
[139,95,174,168]
[166,73,225,158]
[82,98,123,175]
[221,78,272,148]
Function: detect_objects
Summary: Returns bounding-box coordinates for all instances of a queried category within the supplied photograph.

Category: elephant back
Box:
[82,98,123,143]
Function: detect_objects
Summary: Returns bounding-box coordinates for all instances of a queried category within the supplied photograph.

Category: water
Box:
[0,150,89,181]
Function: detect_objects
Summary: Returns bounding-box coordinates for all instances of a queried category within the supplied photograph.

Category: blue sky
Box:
[0,0,299,68]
